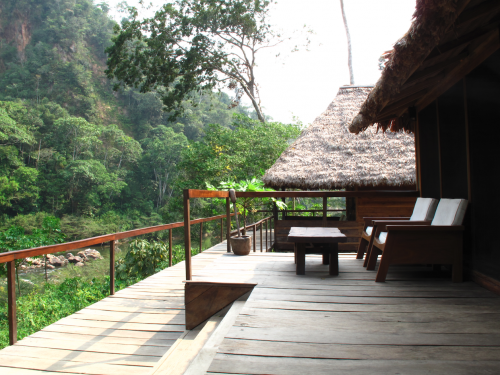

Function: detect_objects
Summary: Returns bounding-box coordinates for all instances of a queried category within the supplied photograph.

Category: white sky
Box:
[105,0,416,125]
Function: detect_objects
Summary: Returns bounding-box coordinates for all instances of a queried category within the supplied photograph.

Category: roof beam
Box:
[376,89,428,121]
[455,0,500,29]
[405,52,468,87]
[416,28,500,111]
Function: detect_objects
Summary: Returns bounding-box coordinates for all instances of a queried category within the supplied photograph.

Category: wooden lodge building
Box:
[349,0,500,291]
[262,85,418,252]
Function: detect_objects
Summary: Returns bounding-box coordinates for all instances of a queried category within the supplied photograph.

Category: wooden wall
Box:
[415,49,500,283]
[355,186,417,224]
[464,50,500,282]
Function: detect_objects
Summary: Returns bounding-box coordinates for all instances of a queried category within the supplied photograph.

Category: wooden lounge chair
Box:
[367,198,468,282]
[356,198,439,267]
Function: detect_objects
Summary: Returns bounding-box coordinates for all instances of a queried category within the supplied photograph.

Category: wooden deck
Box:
[2,233,500,374]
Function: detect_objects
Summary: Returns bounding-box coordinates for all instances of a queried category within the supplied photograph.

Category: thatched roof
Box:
[349,0,500,134]
[262,86,416,190]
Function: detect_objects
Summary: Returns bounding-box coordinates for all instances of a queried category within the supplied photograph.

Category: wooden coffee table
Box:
[288,227,347,275]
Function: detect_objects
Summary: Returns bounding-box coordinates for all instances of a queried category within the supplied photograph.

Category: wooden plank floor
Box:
[2,230,500,374]
[196,246,500,374]
[0,230,272,375]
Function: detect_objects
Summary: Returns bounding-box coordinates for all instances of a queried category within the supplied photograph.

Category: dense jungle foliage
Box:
[0,0,302,239]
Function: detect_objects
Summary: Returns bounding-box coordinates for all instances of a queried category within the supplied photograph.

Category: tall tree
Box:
[340,0,354,85]
[106,0,284,123]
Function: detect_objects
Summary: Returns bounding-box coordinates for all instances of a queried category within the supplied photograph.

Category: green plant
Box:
[209,177,286,231]
[115,239,169,280]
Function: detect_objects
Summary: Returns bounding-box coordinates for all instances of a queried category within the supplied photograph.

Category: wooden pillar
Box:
[7,260,17,345]
[463,78,472,203]
[226,198,231,253]
[260,222,263,252]
[199,222,203,253]
[415,112,423,196]
[253,225,256,252]
[220,218,223,244]
[109,240,115,295]
[322,196,327,227]
[436,99,443,198]
[265,219,268,251]
[169,229,173,267]
[183,189,192,280]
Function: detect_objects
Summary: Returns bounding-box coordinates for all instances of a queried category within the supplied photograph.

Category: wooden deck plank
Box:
[2,236,500,375]
[208,355,500,375]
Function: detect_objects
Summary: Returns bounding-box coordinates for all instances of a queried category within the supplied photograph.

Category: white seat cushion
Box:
[379,232,388,244]
[410,197,439,221]
[431,199,468,226]
[366,226,373,236]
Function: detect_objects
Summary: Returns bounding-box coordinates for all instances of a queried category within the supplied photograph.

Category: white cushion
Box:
[410,197,439,221]
[379,232,388,244]
[431,199,468,226]
[366,226,373,236]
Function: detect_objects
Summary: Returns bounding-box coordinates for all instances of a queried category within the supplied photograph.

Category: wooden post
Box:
[226,198,231,253]
[200,222,203,253]
[265,219,268,251]
[322,196,328,227]
[183,189,192,280]
[260,222,263,252]
[7,260,17,345]
[169,229,173,267]
[253,224,256,252]
[109,240,115,295]
[220,218,223,244]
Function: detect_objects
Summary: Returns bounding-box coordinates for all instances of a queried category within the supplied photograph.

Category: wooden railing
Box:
[230,216,275,252]
[183,189,419,280]
[0,211,234,346]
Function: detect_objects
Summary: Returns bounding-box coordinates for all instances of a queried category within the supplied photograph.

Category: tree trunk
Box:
[241,84,266,123]
[340,0,354,85]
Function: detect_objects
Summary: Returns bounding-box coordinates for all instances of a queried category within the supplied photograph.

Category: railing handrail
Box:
[0,213,234,264]
[229,216,273,236]
[186,189,419,199]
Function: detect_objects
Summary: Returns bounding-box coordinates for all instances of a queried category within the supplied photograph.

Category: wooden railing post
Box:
[169,229,173,267]
[322,196,328,227]
[265,219,268,251]
[226,197,231,253]
[220,218,223,244]
[7,260,17,345]
[109,240,115,295]
[183,189,192,280]
[200,222,203,253]
[260,222,263,252]
[253,224,256,252]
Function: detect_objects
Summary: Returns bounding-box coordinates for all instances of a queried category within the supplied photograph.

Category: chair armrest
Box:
[386,225,465,232]
[363,217,410,225]
[373,220,431,231]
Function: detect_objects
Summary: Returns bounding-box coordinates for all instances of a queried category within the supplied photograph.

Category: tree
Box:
[340,0,354,85]
[106,0,283,123]
[140,126,188,209]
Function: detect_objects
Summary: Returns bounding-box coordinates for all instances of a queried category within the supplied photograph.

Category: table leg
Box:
[329,243,339,276]
[322,247,329,265]
[294,243,297,264]
[296,243,306,275]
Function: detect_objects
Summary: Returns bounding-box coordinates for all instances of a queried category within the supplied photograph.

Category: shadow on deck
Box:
[1,236,499,374]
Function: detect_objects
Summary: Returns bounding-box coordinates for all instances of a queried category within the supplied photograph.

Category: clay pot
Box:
[230,235,252,255]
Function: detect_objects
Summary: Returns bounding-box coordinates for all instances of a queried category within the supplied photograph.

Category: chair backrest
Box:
[409,197,439,221]
[431,199,468,225]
